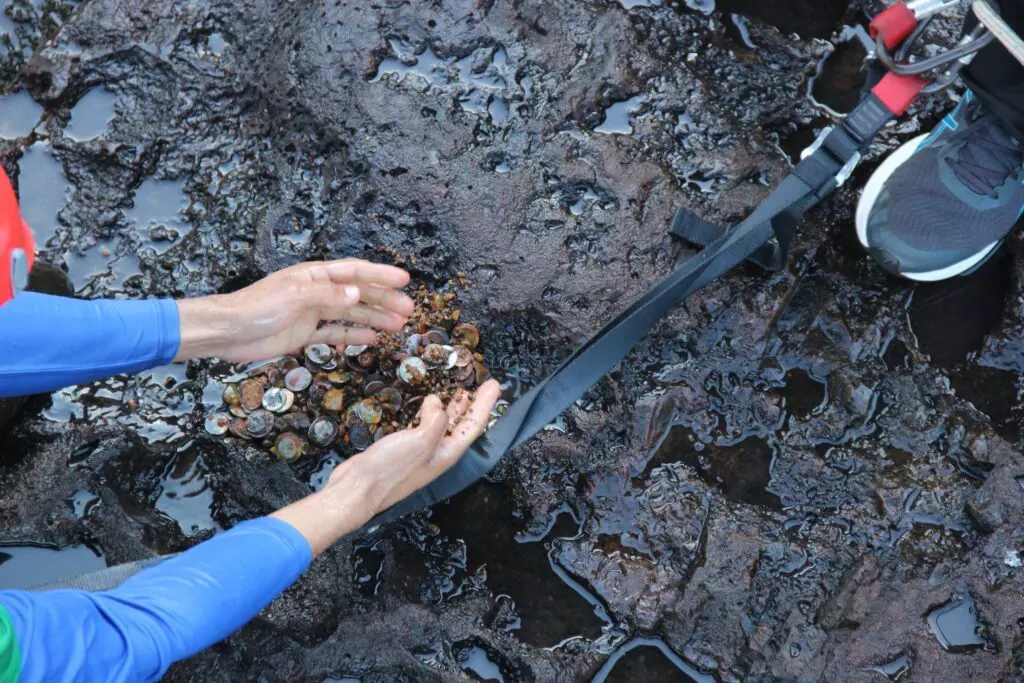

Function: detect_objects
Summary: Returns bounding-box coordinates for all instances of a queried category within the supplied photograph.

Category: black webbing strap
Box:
[355,94,896,535]
[668,210,784,271]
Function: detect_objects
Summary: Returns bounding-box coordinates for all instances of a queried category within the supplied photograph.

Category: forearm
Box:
[0,517,312,683]
[0,293,180,398]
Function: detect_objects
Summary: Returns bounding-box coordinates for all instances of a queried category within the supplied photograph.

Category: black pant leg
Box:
[961,0,1024,137]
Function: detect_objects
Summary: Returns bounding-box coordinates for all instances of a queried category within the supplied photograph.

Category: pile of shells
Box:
[204,322,491,464]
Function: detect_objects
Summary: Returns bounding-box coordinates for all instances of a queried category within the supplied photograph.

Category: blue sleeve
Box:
[0,292,181,398]
[0,517,313,683]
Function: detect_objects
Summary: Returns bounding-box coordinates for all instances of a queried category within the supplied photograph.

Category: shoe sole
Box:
[855,134,1000,282]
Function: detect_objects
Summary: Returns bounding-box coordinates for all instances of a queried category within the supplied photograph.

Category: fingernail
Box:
[344,284,359,300]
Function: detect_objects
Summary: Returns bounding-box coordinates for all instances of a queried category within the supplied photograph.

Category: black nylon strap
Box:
[668,210,783,271]
[353,95,897,535]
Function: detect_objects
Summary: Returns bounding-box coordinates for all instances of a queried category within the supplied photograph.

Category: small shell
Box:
[348,423,372,451]
[240,379,264,412]
[363,379,387,396]
[282,411,312,431]
[398,357,428,384]
[309,379,333,407]
[263,387,295,413]
[266,366,284,388]
[425,328,449,345]
[285,367,313,392]
[308,417,339,447]
[343,403,361,428]
[321,388,346,412]
[327,371,354,386]
[474,361,490,385]
[405,333,423,355]
[356,349,377,370]
[421,343,449,367]
[229,404,249,419]
[274,432,304,463]
[356,398,383,425]
[277,356,301,374]
[321,358,339,371]
[305,343,334,366]
[229,418,250,439]
[222,384,241,406]
[204,413,230,435]
[345,344,368,356]
[245,409,274,438]
[492,400,510,417]
[378,387,403,412]
[450,346,474,369]
[451,363,475,383]
[453,323,480,349]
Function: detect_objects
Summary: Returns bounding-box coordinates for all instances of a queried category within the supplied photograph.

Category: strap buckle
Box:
[800,126,861,188]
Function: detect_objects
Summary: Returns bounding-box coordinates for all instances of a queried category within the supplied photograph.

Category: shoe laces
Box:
[946,101,1024,199]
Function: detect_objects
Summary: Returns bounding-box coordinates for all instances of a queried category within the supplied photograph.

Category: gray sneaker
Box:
[856,90,1024,281]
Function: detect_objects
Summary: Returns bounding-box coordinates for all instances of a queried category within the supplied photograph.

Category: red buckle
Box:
[871,72,928,115]
[869,2,918,50]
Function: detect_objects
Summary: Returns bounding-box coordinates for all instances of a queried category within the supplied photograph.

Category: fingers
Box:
[446,389,470,432]
[415,395,448,444]
[338,303,407,332]
[360,283,415,317]
[433,380,501,466]
[321,259,410,288]
[308,324,378,347]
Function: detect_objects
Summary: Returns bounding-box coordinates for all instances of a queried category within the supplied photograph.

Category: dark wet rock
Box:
[1,0,1022,680]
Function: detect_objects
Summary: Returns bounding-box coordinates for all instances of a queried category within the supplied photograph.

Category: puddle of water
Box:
[66,489,101,519]
[0,90,42,139]
[727,14,757,49]
[617,0,661,8]
[309,452,343,492]
[715,0,850,39]
[645,427,781,509]
[18,141,72,247]
[595,95,646,135]
[927,593,989,653]
[868,652,910,680]
[809,26,872,115]
[909,246,1011,367]
[65,87,117,141]
[353,540,385,597]
[125,177,191,254]
[592,637,714,683]
[430,484,607,647]
[779,368,827,420]
[0,543,106,589]
[372,40,511,125]
[155,447,221,537]
[452,641,507,682]
[207,32,226,55]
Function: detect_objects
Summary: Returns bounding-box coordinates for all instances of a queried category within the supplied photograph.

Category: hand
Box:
[174,259,415,362]
[271,379,502,556]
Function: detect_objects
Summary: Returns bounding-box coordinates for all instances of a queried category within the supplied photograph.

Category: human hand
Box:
[174,259,415,362]
[271,379,502,556]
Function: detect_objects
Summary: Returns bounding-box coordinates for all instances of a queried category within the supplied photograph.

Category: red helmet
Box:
[0,165,34,306]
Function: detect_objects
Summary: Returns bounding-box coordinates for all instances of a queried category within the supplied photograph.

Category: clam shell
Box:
[285,367,313,392]
[263,387,295,413]
[274,432,304,463]
[204,413,230,435]
[240,379,264,412]
[398,357,428,384]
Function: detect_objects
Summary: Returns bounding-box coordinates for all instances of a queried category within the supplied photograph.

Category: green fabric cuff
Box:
[0,604,19,683]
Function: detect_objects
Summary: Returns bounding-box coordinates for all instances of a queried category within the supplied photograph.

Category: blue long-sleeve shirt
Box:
[0,293,316,682]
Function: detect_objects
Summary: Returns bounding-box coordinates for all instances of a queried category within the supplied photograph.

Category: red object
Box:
[870,3,918,50]
[0,166,35,305]
[872,72,928,115]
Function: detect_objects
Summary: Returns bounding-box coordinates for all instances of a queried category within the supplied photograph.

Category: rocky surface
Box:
[0,0,1022,681]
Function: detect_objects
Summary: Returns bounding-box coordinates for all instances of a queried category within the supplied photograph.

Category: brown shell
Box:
[240,379,265,411]
[322,388,346,412]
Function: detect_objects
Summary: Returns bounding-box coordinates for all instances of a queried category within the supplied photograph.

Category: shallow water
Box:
[0,89,42,138]
[155,446,220,537]
[65,87,117,141]
[18,141,71,246]
[0,543,106,590]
